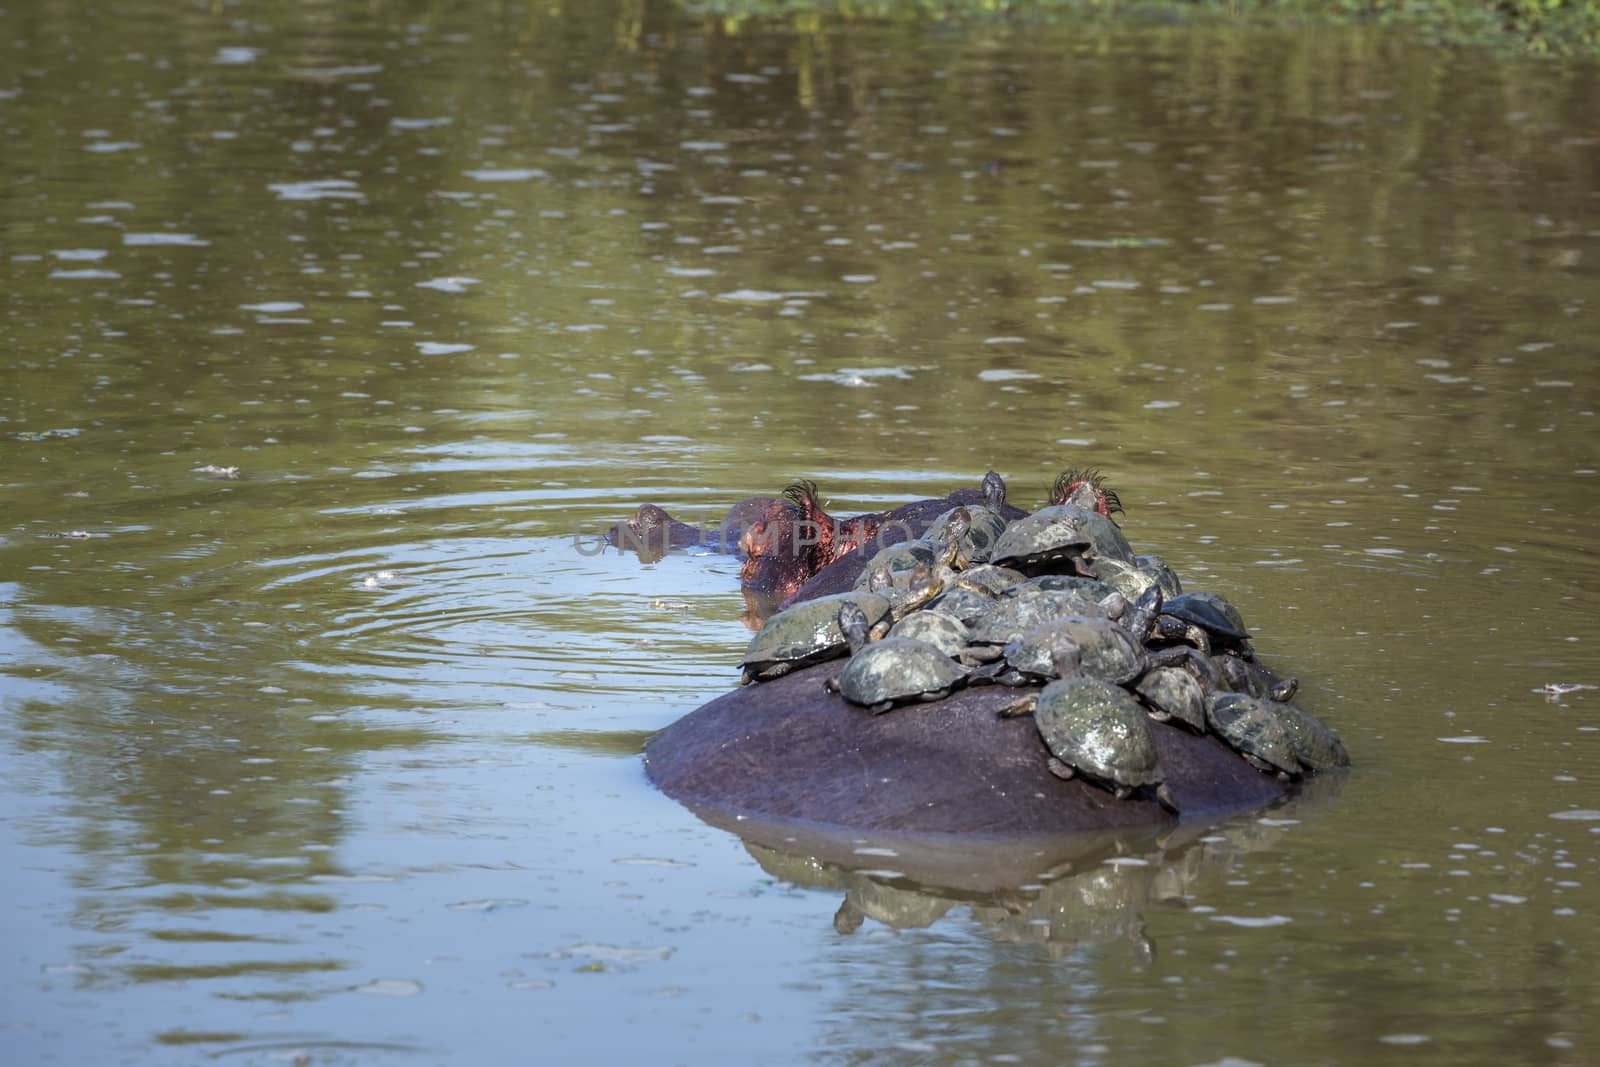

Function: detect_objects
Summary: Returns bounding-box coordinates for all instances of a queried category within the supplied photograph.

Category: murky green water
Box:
[3,2,1597,1063]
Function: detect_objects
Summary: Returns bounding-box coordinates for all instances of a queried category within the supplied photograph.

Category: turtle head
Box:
[1051,467,1123,518]
[943,506,971,543]
[980,470,1007,512]
[837,600,871,655]
[866,564,893,593]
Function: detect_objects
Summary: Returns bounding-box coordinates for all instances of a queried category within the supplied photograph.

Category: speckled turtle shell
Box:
[1205,692,1300,777]
[967,589,1111,649]
[886,610,976,662]
[1003,614,1146,685]
[987,505,1100,575]
[831,636,970,713]
[1086,555,1160,602]
[1134,554,1183,599]
[1034,676,1167,797]
[1135,667,1207,733]
[1272,700,1350,772]
[1002,573,1122,605]
[740,591,893,683]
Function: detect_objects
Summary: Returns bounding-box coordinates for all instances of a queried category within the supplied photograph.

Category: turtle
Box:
[1134,667,1207,733]
[987,506,1099,577]
[1151,591,1253,658]
[855,508,974,584]
[1205,692,1301,778]
[922,582,1007,628]
[886,610,985,666]
[1270,700,1350,772]
[826,602,971,713]
[999,614,1148,686]
[1217,654,1299,702]
[1133,554,1183,599]
[954,562,1027,596]
[739,591,893,683]
[964,588,1120,662]
[994,588,1186,687]
[1086,554,1160,602]
[921,471,1012,564]
[859,563,961,620]
[999,668,1177,811]
[1002,573,1122,607]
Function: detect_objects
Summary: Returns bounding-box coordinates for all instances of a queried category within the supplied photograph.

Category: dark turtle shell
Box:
[833,636,969,713]
[1003,614,1145,685]
[740,591,893,682]
[1205,692,1299,777]
[1135,667,1207,733]
[1162,592,1250,642]
[1034,677,1166,793]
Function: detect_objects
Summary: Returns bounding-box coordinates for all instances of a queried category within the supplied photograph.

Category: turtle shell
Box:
[1086,555,1159,602]
[1133,554,1183,599]
[834,636,969,712]
[856,539,943,581]
[886,611,974,661]
[923,504,1010,564]
[740,591,893,681]
[1163,592,1250,642]
[1135,667,1207,733]
[1003,614,1145,685]
[923,584,1004,628]
[1034,676,1165,792]
[955,563,1027,595]
[1002,573,1121,603]
[1205,692,1299,776]
[1274,702,1350,772]
[987,506,1099,575]
[968,589,1107,648]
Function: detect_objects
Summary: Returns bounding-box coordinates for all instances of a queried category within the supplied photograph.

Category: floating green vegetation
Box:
[681,0,1600,56]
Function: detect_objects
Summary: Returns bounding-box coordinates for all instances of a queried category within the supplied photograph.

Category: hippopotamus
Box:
[645,656,1291,836]
[640,467,1332,840]
[607,495,780,561]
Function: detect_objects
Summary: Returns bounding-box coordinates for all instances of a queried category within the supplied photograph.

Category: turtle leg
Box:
[870,700,894,714]
[1270,676,1299,702]
[1184,624,1212,656]
[1045,757,1077,781]
[824,678,840,694]
[1146,707,1173,723]
[1155,783,1180,814]
[1112,784,1134,800]
[997,694,1038,718]
[760,661,793,682]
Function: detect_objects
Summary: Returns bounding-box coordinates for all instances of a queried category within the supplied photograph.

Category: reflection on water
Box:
[1,0,1598,1063]
[739,770,1348,957]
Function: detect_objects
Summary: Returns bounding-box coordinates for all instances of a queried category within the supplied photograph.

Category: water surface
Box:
[2,3,1598,1064]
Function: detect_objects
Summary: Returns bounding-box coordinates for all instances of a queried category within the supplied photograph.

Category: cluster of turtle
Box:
[737,470,1348,811]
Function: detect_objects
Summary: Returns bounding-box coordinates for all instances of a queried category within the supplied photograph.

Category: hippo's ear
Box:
[782,479,820,509]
